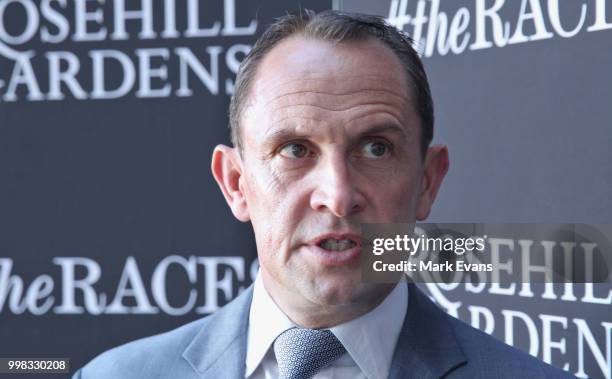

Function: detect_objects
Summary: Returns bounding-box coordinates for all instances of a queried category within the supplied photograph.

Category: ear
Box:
[211,145,250,222]
[416,144,449,220]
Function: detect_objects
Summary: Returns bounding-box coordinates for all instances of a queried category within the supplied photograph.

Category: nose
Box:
[309,153,365,217]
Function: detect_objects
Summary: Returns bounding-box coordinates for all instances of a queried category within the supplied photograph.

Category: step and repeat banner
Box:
[1,0,610,378]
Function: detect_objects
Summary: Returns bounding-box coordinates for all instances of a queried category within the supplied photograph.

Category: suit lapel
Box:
[389,283,467,379]
[181,281,467,379]
[182,286,254,379]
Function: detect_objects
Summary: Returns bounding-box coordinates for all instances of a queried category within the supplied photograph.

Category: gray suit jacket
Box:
[73,283,574,378]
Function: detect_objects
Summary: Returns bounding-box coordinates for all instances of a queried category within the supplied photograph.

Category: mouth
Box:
[314,232,361,251]
[317,238,358,252]
[304,233,362,266]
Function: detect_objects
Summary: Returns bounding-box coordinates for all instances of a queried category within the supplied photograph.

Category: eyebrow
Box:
[355,124,411,140]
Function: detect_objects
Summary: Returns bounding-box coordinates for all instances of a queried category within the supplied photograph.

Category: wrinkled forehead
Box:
[247,35,413,113]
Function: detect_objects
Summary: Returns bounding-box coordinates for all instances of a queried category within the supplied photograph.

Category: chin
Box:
[312,276,382,307]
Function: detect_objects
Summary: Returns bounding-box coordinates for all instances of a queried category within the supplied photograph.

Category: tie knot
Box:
[273,328,346,379]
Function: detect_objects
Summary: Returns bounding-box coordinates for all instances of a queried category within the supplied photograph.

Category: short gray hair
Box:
[229,9,434,156]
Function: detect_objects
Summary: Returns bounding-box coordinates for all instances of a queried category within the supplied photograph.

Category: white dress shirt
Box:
[245,274,408,379]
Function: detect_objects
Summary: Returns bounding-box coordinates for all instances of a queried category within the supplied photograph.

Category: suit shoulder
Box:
[76,316,211,379]
[445,313,575,378]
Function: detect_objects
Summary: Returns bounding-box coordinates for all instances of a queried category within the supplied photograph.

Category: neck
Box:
[260,272,395,329]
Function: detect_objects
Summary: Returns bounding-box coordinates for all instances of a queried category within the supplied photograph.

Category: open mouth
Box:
[308,234,362,265]
[317,238,358,252]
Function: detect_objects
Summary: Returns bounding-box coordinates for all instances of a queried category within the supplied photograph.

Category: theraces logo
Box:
[0,0,256,102]
[0,255,258,316]
[386,0,612,57]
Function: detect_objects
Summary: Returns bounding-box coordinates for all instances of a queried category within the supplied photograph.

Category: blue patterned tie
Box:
[273,327,346,379]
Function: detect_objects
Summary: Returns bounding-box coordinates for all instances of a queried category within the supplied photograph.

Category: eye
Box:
[279,143,311,159]
[360,141,391,158]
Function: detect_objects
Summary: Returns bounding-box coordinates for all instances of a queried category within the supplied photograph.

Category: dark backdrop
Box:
[1,1,610,378]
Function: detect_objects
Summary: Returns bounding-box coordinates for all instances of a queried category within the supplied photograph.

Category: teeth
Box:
[320,239,356,251]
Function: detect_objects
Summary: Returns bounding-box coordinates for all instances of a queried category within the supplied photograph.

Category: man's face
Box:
[214,36,447,314]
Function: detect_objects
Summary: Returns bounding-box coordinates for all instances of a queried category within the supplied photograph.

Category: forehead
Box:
[242,35,418,143]
[252,35,411,103]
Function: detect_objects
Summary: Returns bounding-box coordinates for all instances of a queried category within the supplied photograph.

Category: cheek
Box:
[242,163,283,214]
[371,172,422,221]
[247,159,313,214]
[243,163,311,252]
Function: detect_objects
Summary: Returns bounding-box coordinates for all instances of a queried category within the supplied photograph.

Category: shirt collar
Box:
[245,274,408,379]
[245,274,295,377]
[330,276,407,379]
